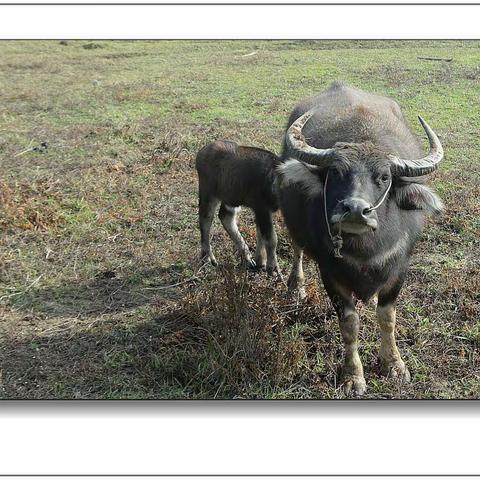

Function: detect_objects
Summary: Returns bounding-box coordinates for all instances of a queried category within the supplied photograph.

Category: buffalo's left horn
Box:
[389,116,444,177]
[286,109,336,166]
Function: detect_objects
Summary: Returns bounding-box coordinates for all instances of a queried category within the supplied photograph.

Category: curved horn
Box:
[286,109,336,166]
[389,116,444,177]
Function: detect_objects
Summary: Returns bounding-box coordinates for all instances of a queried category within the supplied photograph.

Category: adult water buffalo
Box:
[277,82,444,395]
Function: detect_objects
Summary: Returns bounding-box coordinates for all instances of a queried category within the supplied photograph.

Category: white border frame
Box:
[0,401,479,474]
[0,3,479,475]
[0,4,479,39]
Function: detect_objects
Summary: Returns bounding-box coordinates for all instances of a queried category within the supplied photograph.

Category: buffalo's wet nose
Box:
[340,198,373,220]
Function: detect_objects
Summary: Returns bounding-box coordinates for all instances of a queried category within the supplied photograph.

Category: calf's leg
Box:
[199,191,219,266]
[254,224,267,270]
[376,281,410,382]
[218,203,255,269]
[287,243,306,300]
[254,209,280,276]
[323,276,366,396]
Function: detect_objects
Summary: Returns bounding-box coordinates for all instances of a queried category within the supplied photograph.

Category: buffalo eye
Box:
[379,173,390,183]
[329,167,341,178]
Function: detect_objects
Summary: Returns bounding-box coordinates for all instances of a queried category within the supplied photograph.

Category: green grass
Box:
[1,40,479,399]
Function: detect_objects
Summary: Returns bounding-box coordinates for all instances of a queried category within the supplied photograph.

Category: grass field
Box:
[0,40,479,399]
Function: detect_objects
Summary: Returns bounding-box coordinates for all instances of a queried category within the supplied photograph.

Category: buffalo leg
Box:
[199,191,219,266]
[377,283,411,382]
[254,223,267,269]
[254,209,280,276]
[287,243,306,300]
[218,203,255,269]
[323,277,366,396]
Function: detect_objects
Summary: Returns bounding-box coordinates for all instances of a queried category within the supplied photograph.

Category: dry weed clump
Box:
[167,263,324,397]
[0,179,65,232]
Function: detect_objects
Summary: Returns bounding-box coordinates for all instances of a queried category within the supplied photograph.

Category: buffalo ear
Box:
[394,181,444,215]
[276,158,325,198]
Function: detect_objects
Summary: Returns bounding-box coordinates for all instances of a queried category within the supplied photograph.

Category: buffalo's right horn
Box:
[286,109,336,166]
[389,116,444,177]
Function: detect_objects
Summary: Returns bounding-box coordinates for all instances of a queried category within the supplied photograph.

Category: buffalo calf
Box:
[195,140,281,275]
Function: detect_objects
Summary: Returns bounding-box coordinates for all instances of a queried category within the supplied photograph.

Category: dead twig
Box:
[14,140,34,157]
[14,141,48,157]
[241,51,258,58]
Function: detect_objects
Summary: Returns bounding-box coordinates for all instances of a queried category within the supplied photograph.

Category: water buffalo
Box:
[277,82,444,395]
[196,140,281,276]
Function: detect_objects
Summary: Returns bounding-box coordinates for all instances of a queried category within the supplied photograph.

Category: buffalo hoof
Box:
[381,360,411,383]
[266,265,281,277]
[267,266,286,286]
[342,375,367,397]
[297,286,307,301]
[200,253,218,268]
[254,255,267,271]
[253,263,266,272]
[288,285,307,302]
[287,277,307,302]
[245,258,257,270]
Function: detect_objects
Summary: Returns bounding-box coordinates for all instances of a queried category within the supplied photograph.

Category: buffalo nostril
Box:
[362,207,372,216]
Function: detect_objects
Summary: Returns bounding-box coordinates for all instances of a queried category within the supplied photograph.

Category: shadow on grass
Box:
[6,264,191,320]
[0,308,207,399]
[0,264,343,400]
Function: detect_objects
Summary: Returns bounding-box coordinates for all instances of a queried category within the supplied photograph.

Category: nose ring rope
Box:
[365,177,393,212]
[323,171,393,258]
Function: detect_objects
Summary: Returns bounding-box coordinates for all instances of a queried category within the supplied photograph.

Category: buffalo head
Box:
[284,109,444,236]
